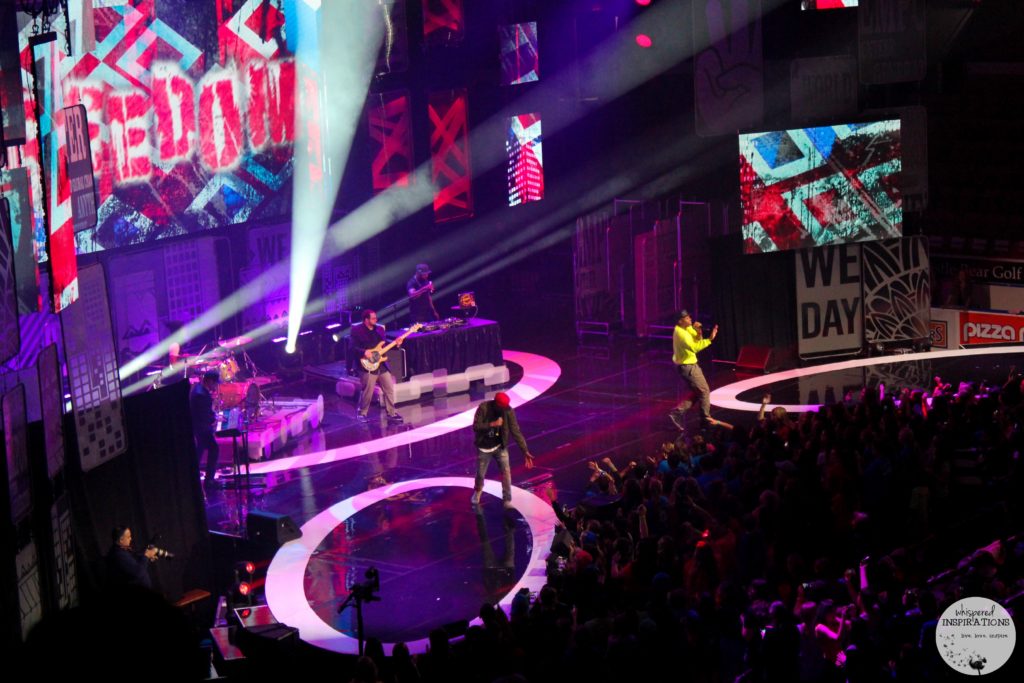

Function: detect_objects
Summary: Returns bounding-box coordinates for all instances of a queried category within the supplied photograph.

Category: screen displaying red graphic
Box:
[506,113,543,207]
[13,1,310,256]
[739,119,902,254]
[801,1,859,9]
[368,91,414,194]
[31,35,79,312]
[429,89,473,223]
[500,23,539,86]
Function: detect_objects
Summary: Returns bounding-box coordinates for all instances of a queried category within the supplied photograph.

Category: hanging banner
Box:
[0,168,39,313]
[858,0,926,85]
[1,384,43,641]
[60,263,127,471]
[693,0,764,137]
[62,104,97,233]
[112,270,160,366]
[797,244,862,357]
[0,198,19,365]
[790,55,858,123]
[862,237,930,344]
[0,2,26,145]
[242,222,290,328]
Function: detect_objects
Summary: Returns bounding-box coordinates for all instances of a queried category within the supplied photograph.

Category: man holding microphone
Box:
[471,392,534,509]
[668,309,720,431]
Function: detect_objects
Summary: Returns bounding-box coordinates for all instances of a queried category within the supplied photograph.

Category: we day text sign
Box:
[797,244,863,356]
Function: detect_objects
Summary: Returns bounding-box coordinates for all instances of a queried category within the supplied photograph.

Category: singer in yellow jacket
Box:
[669,310,719,430]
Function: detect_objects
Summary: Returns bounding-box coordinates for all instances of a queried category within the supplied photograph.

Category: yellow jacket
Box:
[672,324,711,365]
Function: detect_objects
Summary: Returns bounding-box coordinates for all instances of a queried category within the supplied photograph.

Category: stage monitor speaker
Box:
[389,347,407,381]
[247,511,301,547]
[235,622,300,660]
[735,345,773,373]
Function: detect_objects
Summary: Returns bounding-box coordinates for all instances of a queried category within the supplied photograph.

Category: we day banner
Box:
[797,244,863,357]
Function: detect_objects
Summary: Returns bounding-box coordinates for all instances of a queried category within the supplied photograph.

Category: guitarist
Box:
[351,309,403,423]
[407,263,439,323]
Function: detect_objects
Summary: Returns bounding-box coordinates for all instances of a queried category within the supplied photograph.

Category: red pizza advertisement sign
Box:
[959,311,1024,345]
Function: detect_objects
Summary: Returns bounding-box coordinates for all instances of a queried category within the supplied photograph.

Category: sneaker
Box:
[356,413,370,423]
[471,490,482,506]
[387,413,404,423]
[668,411,686,430]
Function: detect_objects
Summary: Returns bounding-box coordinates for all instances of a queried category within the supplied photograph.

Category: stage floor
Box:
[205,340,1024,654]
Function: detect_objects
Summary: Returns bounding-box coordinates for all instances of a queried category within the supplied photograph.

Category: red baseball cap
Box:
[494,392,511,408]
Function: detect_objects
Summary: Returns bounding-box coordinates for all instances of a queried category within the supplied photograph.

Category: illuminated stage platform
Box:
[205,344,1024,655]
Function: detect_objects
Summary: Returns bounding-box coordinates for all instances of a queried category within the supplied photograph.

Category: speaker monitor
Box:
[735,345,773,374]
[389,346,407,381]
[247,511,301,547]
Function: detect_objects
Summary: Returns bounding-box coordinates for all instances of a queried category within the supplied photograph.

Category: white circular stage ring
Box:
[710,346,1024,414]
[264,476,559,656]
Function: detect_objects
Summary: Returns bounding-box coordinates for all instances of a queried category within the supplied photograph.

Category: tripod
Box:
[336,569,380,655]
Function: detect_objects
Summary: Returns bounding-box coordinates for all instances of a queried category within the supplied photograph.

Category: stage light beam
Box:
[285,1,384,353]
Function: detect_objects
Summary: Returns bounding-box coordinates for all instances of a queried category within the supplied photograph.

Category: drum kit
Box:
[182,335,263,413]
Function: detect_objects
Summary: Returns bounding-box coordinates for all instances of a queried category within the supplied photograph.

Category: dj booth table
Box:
[387,318,504,379]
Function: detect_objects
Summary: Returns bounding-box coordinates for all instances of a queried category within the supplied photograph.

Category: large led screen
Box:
[13,0,311,256]
[506,113,543,207]
[739,119,901,254]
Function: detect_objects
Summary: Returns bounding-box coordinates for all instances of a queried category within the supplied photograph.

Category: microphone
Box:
[147,545,175,559]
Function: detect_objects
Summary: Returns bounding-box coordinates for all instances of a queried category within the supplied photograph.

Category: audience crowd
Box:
[354,373,1023,683]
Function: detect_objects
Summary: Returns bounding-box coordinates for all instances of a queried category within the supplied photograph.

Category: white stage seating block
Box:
[289,413,305,438]
[446,374,470,394]
[394,383,418,403]
[395,374,430,403]
[483,365,510,386]
[465,364,491,382]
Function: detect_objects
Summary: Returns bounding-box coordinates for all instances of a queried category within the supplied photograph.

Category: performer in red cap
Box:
[471,391,534,508]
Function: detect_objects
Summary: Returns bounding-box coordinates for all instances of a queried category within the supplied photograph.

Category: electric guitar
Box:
[360,323,422,372]
[408,281,435,300]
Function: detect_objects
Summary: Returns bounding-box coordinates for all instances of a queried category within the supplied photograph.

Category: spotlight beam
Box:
[286,2,385,352]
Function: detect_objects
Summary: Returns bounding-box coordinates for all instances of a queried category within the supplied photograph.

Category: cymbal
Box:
[219,335,254,349]
[200,348,227,360]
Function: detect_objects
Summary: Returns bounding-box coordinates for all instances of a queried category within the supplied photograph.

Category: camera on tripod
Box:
[349,567,380,602]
